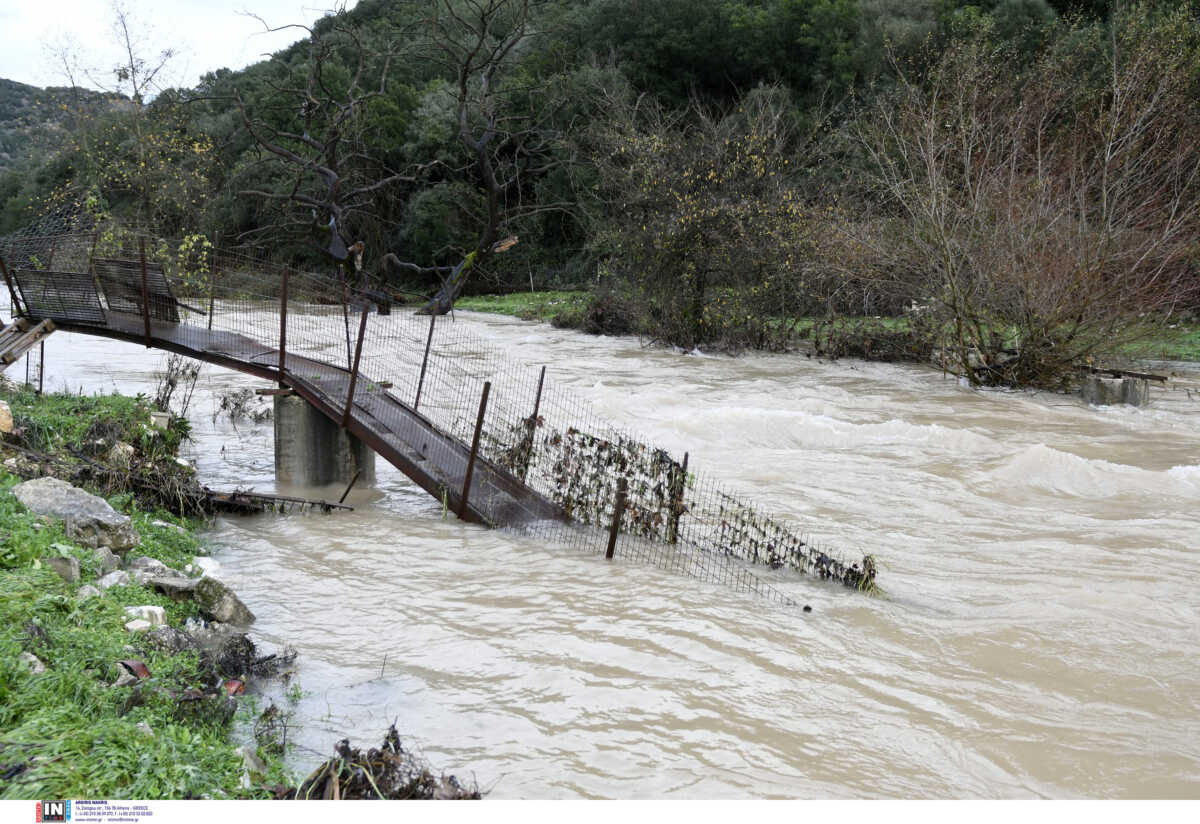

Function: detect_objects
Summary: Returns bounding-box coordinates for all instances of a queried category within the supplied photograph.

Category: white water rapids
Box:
[31,311,1200,798]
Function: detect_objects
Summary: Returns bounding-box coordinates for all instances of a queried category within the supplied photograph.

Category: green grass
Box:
[0,489,283,798]
[4,387,187,456]
[0,389,291,799]
[455,292,1200,363]
[1116,322,1200,362]
[455,290,591,322]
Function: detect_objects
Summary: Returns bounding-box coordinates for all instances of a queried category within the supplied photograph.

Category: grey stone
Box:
[126,556,174,578]
[19,652,45,674]
[12,478,139,553]
[95,547,120,574]
[145,626,192,654]
[144,574,199,600]
[135,722,154,737]
[194,576,255,625]
[124,618,152,632]
[124,605,167,626]
[44,555,80,583]
[126,556,199,600]
[77,584,101,600]
[97,570,132,591]
[112,669,139,687]
[107,441,135,469]
[239,744,269,779]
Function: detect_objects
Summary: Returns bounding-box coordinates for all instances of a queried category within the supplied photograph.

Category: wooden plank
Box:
[1082,365,1169,383]
[1,319,56,364]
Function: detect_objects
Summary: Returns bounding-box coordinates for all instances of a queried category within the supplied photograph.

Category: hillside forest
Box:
[0,0,1197,389]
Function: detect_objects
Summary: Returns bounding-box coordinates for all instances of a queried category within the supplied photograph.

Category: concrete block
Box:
[1121,377,1149,407]
[1080,374,1151,407]
[1080,375,1123,406]
[273,395,375,486]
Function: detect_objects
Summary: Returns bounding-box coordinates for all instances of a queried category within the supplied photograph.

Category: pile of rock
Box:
[12,477,255,626]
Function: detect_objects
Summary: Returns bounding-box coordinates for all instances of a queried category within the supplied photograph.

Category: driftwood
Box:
[280,725,479,800]
[201,487,353,515]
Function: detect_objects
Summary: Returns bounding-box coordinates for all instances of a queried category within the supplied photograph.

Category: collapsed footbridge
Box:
[0,230,878,604]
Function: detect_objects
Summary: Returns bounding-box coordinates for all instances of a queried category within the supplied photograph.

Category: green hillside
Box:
[0,0,1195,386]
[0,78,125,170]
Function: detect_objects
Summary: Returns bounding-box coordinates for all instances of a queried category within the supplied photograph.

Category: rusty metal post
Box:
[606,476,628,560]
[342,305,370,429]
[530,364,546,425]
[341,271,353,368]
[36,341,44,396]
[278,267,289,383]
[519,365,546,482]
[87,231,100,293]
[207,231,220,331]
[667,451,689,544]
[457,381,491,520]
[413,312,436,412]
[0,256,22,318]
[338,469,362,504]
[139,238,151,346]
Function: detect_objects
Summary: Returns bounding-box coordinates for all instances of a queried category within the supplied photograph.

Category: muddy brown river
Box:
[31,311,1200,798]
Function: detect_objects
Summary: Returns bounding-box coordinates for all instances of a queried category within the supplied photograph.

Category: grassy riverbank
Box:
[456,291,592,324]
[0,387,290,799]
[458,291,1200,363]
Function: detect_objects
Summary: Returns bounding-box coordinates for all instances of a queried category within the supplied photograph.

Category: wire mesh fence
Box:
[0,224,879,606]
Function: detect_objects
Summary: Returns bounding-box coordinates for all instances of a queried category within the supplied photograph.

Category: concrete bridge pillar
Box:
[273,395,376,487]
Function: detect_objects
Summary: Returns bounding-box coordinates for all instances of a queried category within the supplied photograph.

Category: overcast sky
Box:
[0,0,360,91]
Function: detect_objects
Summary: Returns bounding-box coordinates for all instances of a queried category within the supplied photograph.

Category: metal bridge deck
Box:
[32,304,565,527]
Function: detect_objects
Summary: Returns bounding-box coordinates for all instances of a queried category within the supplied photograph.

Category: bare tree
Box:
[410,0,533,313]
[236,11,413,280]
[36,3,206,230]
[848,11,1199,388]
[238,0,569,314]
[101,1,180,218]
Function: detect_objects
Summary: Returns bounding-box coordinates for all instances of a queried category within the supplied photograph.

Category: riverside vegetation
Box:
[457,292,1200,364]
[0,383,295,798]
[0,1,1196,388]
[0,381,478,800]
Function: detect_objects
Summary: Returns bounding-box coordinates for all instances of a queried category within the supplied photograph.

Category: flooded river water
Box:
[33,312,1200,798]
